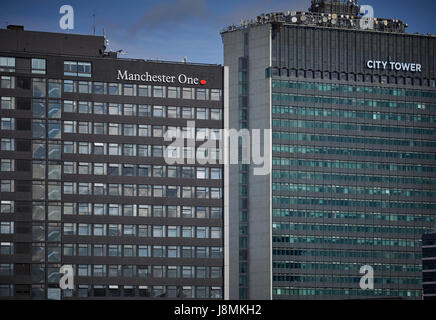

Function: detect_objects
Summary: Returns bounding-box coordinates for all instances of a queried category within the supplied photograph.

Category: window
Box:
[48,101,61,119]
[123,144,136,157]
[211,89,222,101]
[48,80,61,98]
[63,80,76,93]
[153,105,165,118]
[63,101,76,113]
[196,88,208,100]
[153,86,165,98]
[138,105,151,117]
[183,87,194,99]
[1,118,14,130]
[168,87,181,99]
[93,82,107,94]
[108,123,121,135]
[33,78,46,97]
[197,108,209,120]
[94,123,107,135]
[124,124,136,136]
[167,106,179,118]
[138,145,151,157]
[32,120,45,139]
[1,138,14,151]
[64,61,91,77]
[78,81,91,94]
[93,102,107,115]
[211,187,222,199]
[63,121,76,134]
[211,109,222,120]
[123,104,136,116]
[32,99,46,118]
[211,168,222,179]
[1,160,13,172]
[64,61,77,76]
[182,107,194,119]
[109,103,121,115]
[211,227,222,239]
[32,59,46,74]
[123,84,136,96]
[0,222,14,234]
[1,97,14,110]
[108,83,121,95]
[138,125,150,137]
[0,76,14,89]
[138,85,151,97]
[0,57,15,72]
[182,206,194,218]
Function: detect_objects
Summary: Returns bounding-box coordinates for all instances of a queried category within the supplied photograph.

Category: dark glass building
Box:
[222,0,436,300]
[0,26,225,300]
[422,231,436,300]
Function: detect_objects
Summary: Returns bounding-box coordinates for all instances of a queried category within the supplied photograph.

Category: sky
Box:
[0,0,435,65]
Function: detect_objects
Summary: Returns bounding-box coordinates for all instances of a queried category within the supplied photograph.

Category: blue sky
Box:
[1,0,435,64]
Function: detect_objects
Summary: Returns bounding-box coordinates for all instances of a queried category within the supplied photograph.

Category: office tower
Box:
[0,26,225,300]
[422,231,436,300]
[222,0,436,300]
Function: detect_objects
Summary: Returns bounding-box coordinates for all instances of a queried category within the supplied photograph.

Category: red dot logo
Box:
[200,80,207,85]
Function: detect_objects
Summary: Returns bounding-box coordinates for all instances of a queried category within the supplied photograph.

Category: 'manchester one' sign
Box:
[116,70,205,85]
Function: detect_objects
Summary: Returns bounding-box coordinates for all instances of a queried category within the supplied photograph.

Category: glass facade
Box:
[270,74,436,299]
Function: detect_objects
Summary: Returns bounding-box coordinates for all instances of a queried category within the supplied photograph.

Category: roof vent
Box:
[7,25,24,31]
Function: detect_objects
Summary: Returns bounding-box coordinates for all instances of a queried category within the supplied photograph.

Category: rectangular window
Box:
[78,81,91,94]
[64,61,91,77]
[0,57,15,72]
[167,87,181,99]
[48,80,61,98]
[1,97,14,110]
[167,106,180,118]
[63,80,76,93]
[123,84,136,96]
[93,82,107,94]
[32,59,46,74]
[153,86,165,98]
[108,83,121,95]
[211,89,222,101]
[211,109,222,120]
[123,104,136,116]
[138,85,151,97]
[93,102,107,115]
[196,88,208,100]
[63,101,76,113]
[32,78,46,97]
[138,105,151,117]
[1,76,15,90]
[182,87,194,99]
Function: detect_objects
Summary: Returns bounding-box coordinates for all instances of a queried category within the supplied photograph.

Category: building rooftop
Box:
[221,0,428,36]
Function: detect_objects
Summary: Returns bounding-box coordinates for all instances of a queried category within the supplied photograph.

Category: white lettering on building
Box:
[116,70,201,85]
[366,60,422,72]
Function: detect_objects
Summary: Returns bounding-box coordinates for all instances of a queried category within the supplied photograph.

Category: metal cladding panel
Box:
[272,24,436,78]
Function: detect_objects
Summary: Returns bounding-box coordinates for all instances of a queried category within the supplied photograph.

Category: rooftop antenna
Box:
[92,13,96,35]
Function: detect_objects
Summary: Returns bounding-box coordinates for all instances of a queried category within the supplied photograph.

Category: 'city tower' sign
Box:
[366,60,422,72]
